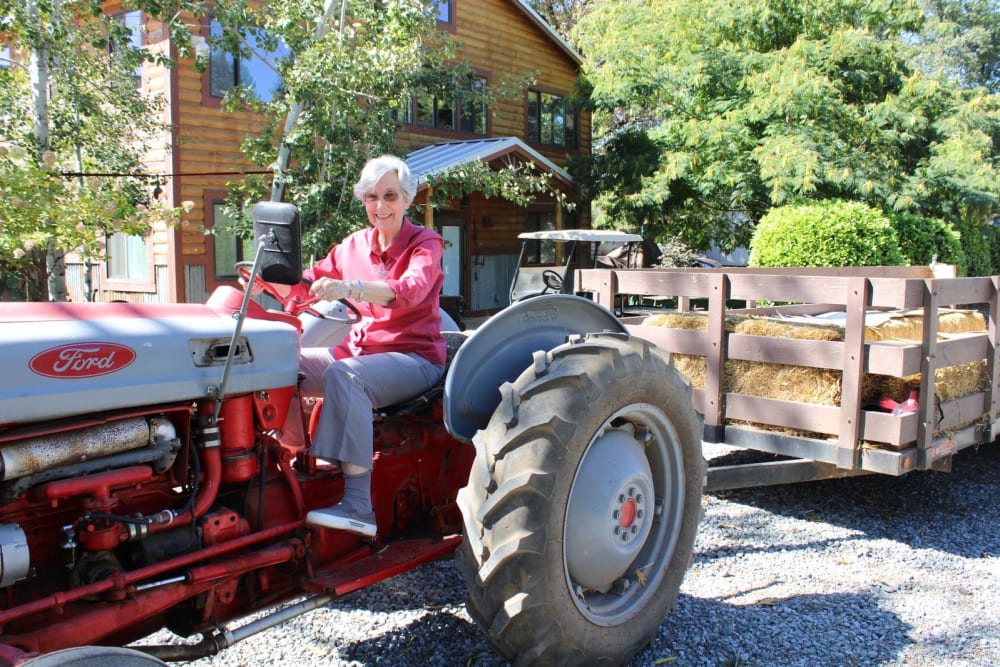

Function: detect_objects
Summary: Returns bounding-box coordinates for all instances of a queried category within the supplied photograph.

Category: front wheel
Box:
[457,333,705,665]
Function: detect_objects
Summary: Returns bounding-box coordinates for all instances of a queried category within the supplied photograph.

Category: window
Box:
[0,46,12,69]
[212,202,254,280]
[460,76,487,134]
[527,90,577,148]
[416,92,455,130]
[525,212,556,265]
[392,96,413,125]
[436,0,453,23]
[209,21,289,103]
[409,75,487,136]
[107,232,149,281]
[109,10,143,87]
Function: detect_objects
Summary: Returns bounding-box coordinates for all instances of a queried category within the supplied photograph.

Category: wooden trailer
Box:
[576,266,1000,490]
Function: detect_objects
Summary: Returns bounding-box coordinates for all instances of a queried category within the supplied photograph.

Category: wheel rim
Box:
[563,402,687,626]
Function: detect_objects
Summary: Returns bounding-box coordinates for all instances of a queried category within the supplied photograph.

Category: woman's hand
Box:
[309,277,352,301]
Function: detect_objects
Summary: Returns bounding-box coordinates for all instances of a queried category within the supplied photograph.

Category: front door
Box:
[437,217,465,298]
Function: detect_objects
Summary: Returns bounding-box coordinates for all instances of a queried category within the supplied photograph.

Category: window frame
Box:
[207,192,255,282]
[436,0,456,33]
[526,89,577,149]
[102,228,156,293]
[202,19,289,107]
[109,9,144,88]
[403,71,489,137]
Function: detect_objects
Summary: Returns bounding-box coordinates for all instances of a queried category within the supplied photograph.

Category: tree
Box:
[912,0,1000,93]
[0,0,189,300]
[209,0,570,258]
[526,0,592,42]
[572,0,1000,270]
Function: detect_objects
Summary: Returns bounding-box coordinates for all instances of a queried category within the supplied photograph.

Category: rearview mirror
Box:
[251,202,302,285]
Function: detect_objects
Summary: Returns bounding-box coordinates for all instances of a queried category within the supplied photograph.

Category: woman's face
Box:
[362,171,407,239]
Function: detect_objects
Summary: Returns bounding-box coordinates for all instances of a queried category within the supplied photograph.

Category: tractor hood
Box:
[0,301,300,426]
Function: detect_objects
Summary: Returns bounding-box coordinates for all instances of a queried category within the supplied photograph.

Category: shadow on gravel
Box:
[321,558,506,665]
[705,443,1000,559]
[637,591,911,667]
[338,609,504,666]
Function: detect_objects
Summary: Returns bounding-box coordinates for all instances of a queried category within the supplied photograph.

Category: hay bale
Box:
[646,308,988,409]
[865,309,986,342]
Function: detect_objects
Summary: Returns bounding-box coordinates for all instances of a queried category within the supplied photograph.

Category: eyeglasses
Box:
[363,191,400,205]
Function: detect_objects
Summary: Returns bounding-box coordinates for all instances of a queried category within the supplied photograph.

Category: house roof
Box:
[510,0,583,66]
[406,137,574,191]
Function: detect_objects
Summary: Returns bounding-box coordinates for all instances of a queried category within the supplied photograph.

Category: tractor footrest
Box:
[304,534,462,597]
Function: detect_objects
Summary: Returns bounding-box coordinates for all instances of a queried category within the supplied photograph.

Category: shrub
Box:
[951,219,993,277]
[887,213,965,275]
[987,224,1000,275]
[749,200,903,268]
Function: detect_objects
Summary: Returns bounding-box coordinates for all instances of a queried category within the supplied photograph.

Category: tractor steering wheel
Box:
[235,262,361,325]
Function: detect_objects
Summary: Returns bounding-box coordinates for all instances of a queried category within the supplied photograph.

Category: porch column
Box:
[554,196,564,263]
[423,188,434,228]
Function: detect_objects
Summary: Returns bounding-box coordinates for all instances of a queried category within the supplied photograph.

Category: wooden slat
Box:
[703,273,729,434]
[866,341,923,376]
[934,333,991,367]
[729,274,851,304]
[916,282,940,462]
[729,335,843,369]
[837,277,869,469]
[936,392,992,432]
[725,394,841,434]
[928,276,998,305]
[988,277,1000,420]
[859,410,917,447]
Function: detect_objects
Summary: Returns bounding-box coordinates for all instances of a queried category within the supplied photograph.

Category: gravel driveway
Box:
[143,442,999,666]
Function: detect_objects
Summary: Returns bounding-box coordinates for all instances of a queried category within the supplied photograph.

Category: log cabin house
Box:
[67,0,592,316]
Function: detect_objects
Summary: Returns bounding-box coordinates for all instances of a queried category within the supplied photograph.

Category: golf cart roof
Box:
[517,229,643,243]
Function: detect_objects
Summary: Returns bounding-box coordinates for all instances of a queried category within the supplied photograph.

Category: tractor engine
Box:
[0,298,305,654]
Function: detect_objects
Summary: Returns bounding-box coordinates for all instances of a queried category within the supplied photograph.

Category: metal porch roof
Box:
[406,137,574,191]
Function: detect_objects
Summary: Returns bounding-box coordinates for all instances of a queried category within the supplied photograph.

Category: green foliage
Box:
[749,200,904,267]
[886,212,965,273]
[951,218,994,276]
[912,0,1000,93]
[573,0,1000,261]
[0,1,183,299]
[986,224,1000,275]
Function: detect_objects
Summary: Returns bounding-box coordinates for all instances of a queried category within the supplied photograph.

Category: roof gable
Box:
[508,0,582,66]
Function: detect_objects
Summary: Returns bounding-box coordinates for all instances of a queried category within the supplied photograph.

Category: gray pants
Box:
[294,348,444,469]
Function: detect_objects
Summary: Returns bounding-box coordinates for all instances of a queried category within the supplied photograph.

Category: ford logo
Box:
[29,342,137,379]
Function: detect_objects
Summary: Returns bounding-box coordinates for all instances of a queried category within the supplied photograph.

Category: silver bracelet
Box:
[355,279,364,301]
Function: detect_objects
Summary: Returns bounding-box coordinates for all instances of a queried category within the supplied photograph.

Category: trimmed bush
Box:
[749,200,903,268]
[887,213,965,276]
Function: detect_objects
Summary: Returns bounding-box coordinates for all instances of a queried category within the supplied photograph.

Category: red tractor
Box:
[0,203,704,666]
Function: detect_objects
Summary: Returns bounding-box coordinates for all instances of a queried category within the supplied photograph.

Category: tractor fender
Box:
[443,293,625,442]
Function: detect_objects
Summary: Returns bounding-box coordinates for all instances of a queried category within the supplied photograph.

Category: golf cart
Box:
[509,229,643,303]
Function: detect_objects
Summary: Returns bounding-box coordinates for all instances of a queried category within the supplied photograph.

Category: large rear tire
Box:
[457,332,705,665]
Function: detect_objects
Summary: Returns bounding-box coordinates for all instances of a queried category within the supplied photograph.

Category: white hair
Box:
[353,155,417,206]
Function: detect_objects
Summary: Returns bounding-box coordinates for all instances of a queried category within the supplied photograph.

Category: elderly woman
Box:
[275,155,445,536]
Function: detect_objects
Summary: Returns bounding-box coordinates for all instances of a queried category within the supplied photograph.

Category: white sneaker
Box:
[306,504,377,537]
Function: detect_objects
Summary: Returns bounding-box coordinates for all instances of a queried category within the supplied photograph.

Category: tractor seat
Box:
[375,331,469,418]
